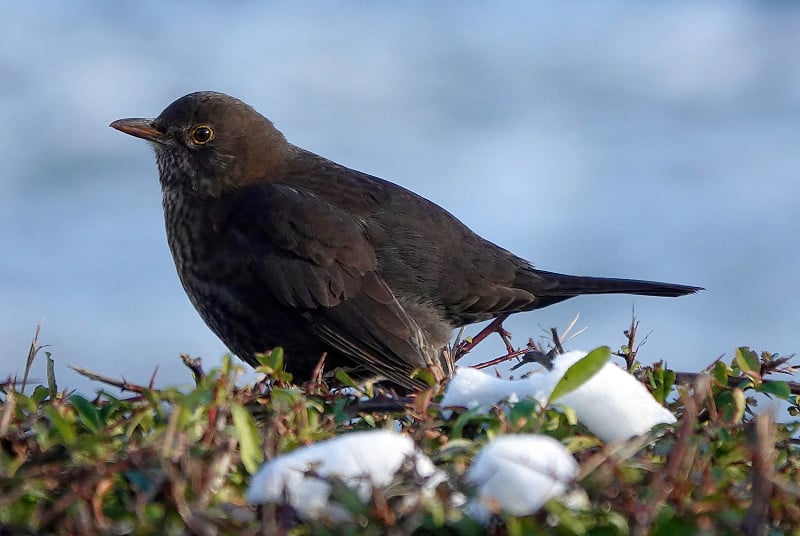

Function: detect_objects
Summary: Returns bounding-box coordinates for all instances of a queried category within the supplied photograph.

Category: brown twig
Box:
[22,324,49,393]
[674,371,800,396]
[180,354,205,385]
[304,352,328,394]
[147,366,160,390]
[741,412,775,536]
[613,314,638,370]
[472,346,532,370]
[550,327,564,354]
[68,365,150,394]
[634,381,700,535]
[474,327,560,371]
[510,346,557,372]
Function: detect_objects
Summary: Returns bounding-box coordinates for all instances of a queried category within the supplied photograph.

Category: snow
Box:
[442,350,676,442]
[245,429,445,521]
[245,351,677,524]
[441,366,541,410]
[466,434,579,522]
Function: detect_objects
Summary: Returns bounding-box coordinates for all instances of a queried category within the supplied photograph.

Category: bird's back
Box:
[282,149,535,324]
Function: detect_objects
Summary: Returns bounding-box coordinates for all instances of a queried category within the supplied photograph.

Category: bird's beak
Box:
[110,118,166,144]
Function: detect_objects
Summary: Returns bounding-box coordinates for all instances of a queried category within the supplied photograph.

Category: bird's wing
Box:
[227,183,444,389]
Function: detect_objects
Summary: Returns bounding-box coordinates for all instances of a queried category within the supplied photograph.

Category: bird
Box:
[110,91,701,391]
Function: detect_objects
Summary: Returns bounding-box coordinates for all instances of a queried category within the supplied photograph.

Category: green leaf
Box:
[270,387,302,408]
[548,346,611,404]
[450,407,488,439]
[716,388,750,423]
[46,353,57,398]
[328,477,369,517]
[735,347,759,373]
[44,406,76,444]
[334,369,358,388]
[730,388,746,423]
[219,353,233,375]
[652,517,701,536]
[711,360,729,384]
[562,405,578,426]
[230,402,263,474]
[410,367,437,387]
[564,434,603,452]
[332,397,350,425]
[648,368,676,404]
[509,398,541,428]
[31,385,50,404]
[757,381,791,400]
[256,347,284,369]
[253,348,293,382]
[69,394,102,433]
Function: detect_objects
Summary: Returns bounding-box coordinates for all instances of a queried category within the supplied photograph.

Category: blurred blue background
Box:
[2,2,798,394]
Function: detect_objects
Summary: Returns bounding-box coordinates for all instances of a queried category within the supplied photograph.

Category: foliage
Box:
[1,329,799,535]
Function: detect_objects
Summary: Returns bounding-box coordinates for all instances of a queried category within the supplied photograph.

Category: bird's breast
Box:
[162,188,221,261]
[160,186,276,357]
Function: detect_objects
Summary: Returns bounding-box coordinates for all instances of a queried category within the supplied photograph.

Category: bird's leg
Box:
[455,315,513,361]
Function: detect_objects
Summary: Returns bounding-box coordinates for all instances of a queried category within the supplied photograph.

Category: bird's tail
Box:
[529,269,703,297]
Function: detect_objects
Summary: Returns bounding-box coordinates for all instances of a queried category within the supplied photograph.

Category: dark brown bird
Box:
[110,91,701,390]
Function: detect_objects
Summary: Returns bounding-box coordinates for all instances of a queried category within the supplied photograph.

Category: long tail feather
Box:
[531,269,703,297]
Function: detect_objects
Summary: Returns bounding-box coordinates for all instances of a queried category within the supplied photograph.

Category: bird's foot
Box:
[455,315,513,361]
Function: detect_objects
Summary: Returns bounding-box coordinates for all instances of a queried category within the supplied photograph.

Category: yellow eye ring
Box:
[190,125,214,144]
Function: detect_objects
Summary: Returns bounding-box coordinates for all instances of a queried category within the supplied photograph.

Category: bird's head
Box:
[111,91,290,196]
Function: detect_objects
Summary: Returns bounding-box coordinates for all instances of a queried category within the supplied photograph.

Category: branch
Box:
[674,371,800,396]
[68,365,150,394]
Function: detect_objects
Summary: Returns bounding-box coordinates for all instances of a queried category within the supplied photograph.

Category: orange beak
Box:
[110,118,166,144]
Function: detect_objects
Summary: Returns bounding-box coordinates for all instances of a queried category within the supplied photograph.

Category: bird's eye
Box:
[190,125,214,144]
